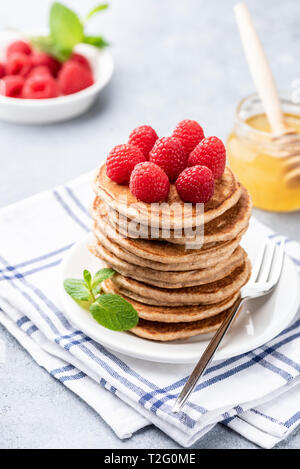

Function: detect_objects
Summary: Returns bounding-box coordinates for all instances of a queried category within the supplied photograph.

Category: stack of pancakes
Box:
[89,164,252,341]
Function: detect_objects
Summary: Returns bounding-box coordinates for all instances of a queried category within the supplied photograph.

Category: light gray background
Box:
[0,0,299,449]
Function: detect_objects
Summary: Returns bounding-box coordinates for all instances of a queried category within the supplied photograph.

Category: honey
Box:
[227,94,300,211]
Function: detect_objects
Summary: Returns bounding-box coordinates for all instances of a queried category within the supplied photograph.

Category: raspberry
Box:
[58,61,94,95]
[28,66,52,79]
[106,144,146,184]
[175,165,214,204]
[172,119,204,155]
[69,53,92,71]
[6,52,32,77]
[22,75,58,99]
[6,40,32,58]
[0,62,5,79]
[129,162,170,203]
[188,136,226,179]
[128,125,158,157]
[149,136,187,182]
[31,51,61,77]
[1,75,25,98]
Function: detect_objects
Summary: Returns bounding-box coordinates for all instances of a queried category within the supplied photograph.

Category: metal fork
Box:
[172,238,285,413]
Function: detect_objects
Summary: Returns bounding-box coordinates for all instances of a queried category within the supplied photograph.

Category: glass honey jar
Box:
[227,93,300,211]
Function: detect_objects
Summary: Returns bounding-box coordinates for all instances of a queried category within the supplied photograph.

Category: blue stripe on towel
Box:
[285,411,300,428]
[250,408,287,427]
[51,364,76,376]
[0,243,73,274]
[59,371,86,383]
[16,316,30,327]
[0,259,61,282]
[26,325,38,336]
[55,330,84,345]
[64,186,91,219]
[53,189,90,233]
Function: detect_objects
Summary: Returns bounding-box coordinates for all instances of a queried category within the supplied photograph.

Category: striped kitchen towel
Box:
[0,171,299,449]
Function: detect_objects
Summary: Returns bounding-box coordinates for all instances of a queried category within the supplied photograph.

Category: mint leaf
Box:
[83,35,109,48]
[50,2,84,51]
[90,294,138,331]
[85,3,109,21]
[32,2,109,63]
[83,269,92,289]
[64,278,92,302]
[63,269,137,332]
[92,268,115,290]
[30,35,70,61]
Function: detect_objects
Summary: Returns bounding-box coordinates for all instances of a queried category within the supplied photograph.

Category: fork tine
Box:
[250,240,268,283]
[257,240,276,283]
[268,238,285,286]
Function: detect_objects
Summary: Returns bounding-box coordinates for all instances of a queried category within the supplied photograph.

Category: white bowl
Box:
[0,30,114,124]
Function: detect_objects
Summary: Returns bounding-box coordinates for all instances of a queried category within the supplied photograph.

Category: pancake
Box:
[93,204,246,268]
[130,306,238,341]
[200,186,251,242]
[93,222,205,271]
[93,219,246,271]
[102,278,240,323]
[90,242,247,288]
[93,165,242,229]
[111,258,251,306]
[100,186,252,245]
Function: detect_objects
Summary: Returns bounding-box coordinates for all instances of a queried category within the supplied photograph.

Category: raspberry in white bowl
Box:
[0,30,113,123]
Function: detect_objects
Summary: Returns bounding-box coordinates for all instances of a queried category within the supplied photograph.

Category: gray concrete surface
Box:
[0,0,299,449]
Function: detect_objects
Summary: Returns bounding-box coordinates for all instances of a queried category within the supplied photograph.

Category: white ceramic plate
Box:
[0,29,114,124]
[59,218,300,363]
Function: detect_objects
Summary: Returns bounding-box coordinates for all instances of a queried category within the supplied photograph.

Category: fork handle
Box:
[172,297,248,413]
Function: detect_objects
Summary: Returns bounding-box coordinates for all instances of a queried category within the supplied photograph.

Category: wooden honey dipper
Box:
[234,2,300,189]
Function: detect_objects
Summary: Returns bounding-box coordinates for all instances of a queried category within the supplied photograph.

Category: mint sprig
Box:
[83,35,109,48]
[90,294,139,331]
[63,268,139,332]
[85,3,109,22]
[50,2,84,51]
[31,2,109,62]
[30,35,71,62]
[63,277,93,302]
